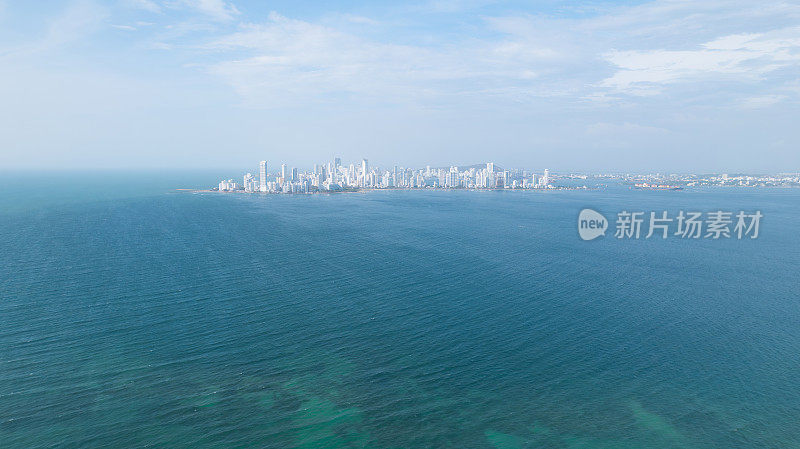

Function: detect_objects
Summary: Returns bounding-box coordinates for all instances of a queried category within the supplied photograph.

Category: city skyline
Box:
[215,157,800,194]
[217,159,556,193]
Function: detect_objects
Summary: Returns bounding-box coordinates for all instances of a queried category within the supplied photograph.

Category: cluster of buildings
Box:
[606,172,800,188]
[217,159,554,193]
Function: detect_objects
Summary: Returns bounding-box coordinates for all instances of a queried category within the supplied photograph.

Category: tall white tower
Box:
[542,169,550,186]
[259,161,267,192]
[361,159,369,187]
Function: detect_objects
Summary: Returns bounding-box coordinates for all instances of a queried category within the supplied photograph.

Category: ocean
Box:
[1,171,799,448]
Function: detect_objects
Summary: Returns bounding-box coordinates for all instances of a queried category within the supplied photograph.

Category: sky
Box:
[0,0,798,172]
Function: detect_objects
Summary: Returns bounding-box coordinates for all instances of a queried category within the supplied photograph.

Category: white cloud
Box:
[126,0,162,14]
[600,27,800,94]
[48,1,107,44]
[182,0,239,22]
[125,0,239,21]
[340,14,379,26]
[207,14,441,103]
[2,0,799,170]
[2,0,109,55]
[414,0,495,14]
[479,1,800,100]
[134,0,800,110]
[738,94,786,109]
[205,12,559,106]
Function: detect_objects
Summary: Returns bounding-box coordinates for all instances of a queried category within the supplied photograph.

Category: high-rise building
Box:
[361,159,369,187]
[542,169,550,186]
[486,162,496,188]
[259,161,267,192]
[291,167,298,182]
[243,172,255,192]
[281,164,287,181]
[446,167,460,188]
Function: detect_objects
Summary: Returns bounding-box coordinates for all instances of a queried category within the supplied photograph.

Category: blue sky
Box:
[1,0,798,172]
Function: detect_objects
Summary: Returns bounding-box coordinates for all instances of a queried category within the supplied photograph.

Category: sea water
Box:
[1,172,799,448]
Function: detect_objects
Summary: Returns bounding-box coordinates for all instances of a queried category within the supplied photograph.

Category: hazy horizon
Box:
[1,0,799,172]
[1,166,797,176]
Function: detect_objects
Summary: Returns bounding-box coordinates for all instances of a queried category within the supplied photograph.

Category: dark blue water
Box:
[1,172,799,448]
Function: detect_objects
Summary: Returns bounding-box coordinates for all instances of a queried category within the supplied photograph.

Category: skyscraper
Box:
[243,172,255,192]
[349,163,356,186]
[259,161,267,192]
[281,164,287,181]
[361,159,369,187]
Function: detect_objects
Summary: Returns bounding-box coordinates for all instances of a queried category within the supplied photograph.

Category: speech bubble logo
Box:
[578,208,608,241]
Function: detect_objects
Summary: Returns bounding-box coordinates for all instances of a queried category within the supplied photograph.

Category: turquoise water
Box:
[1,172,799,448]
